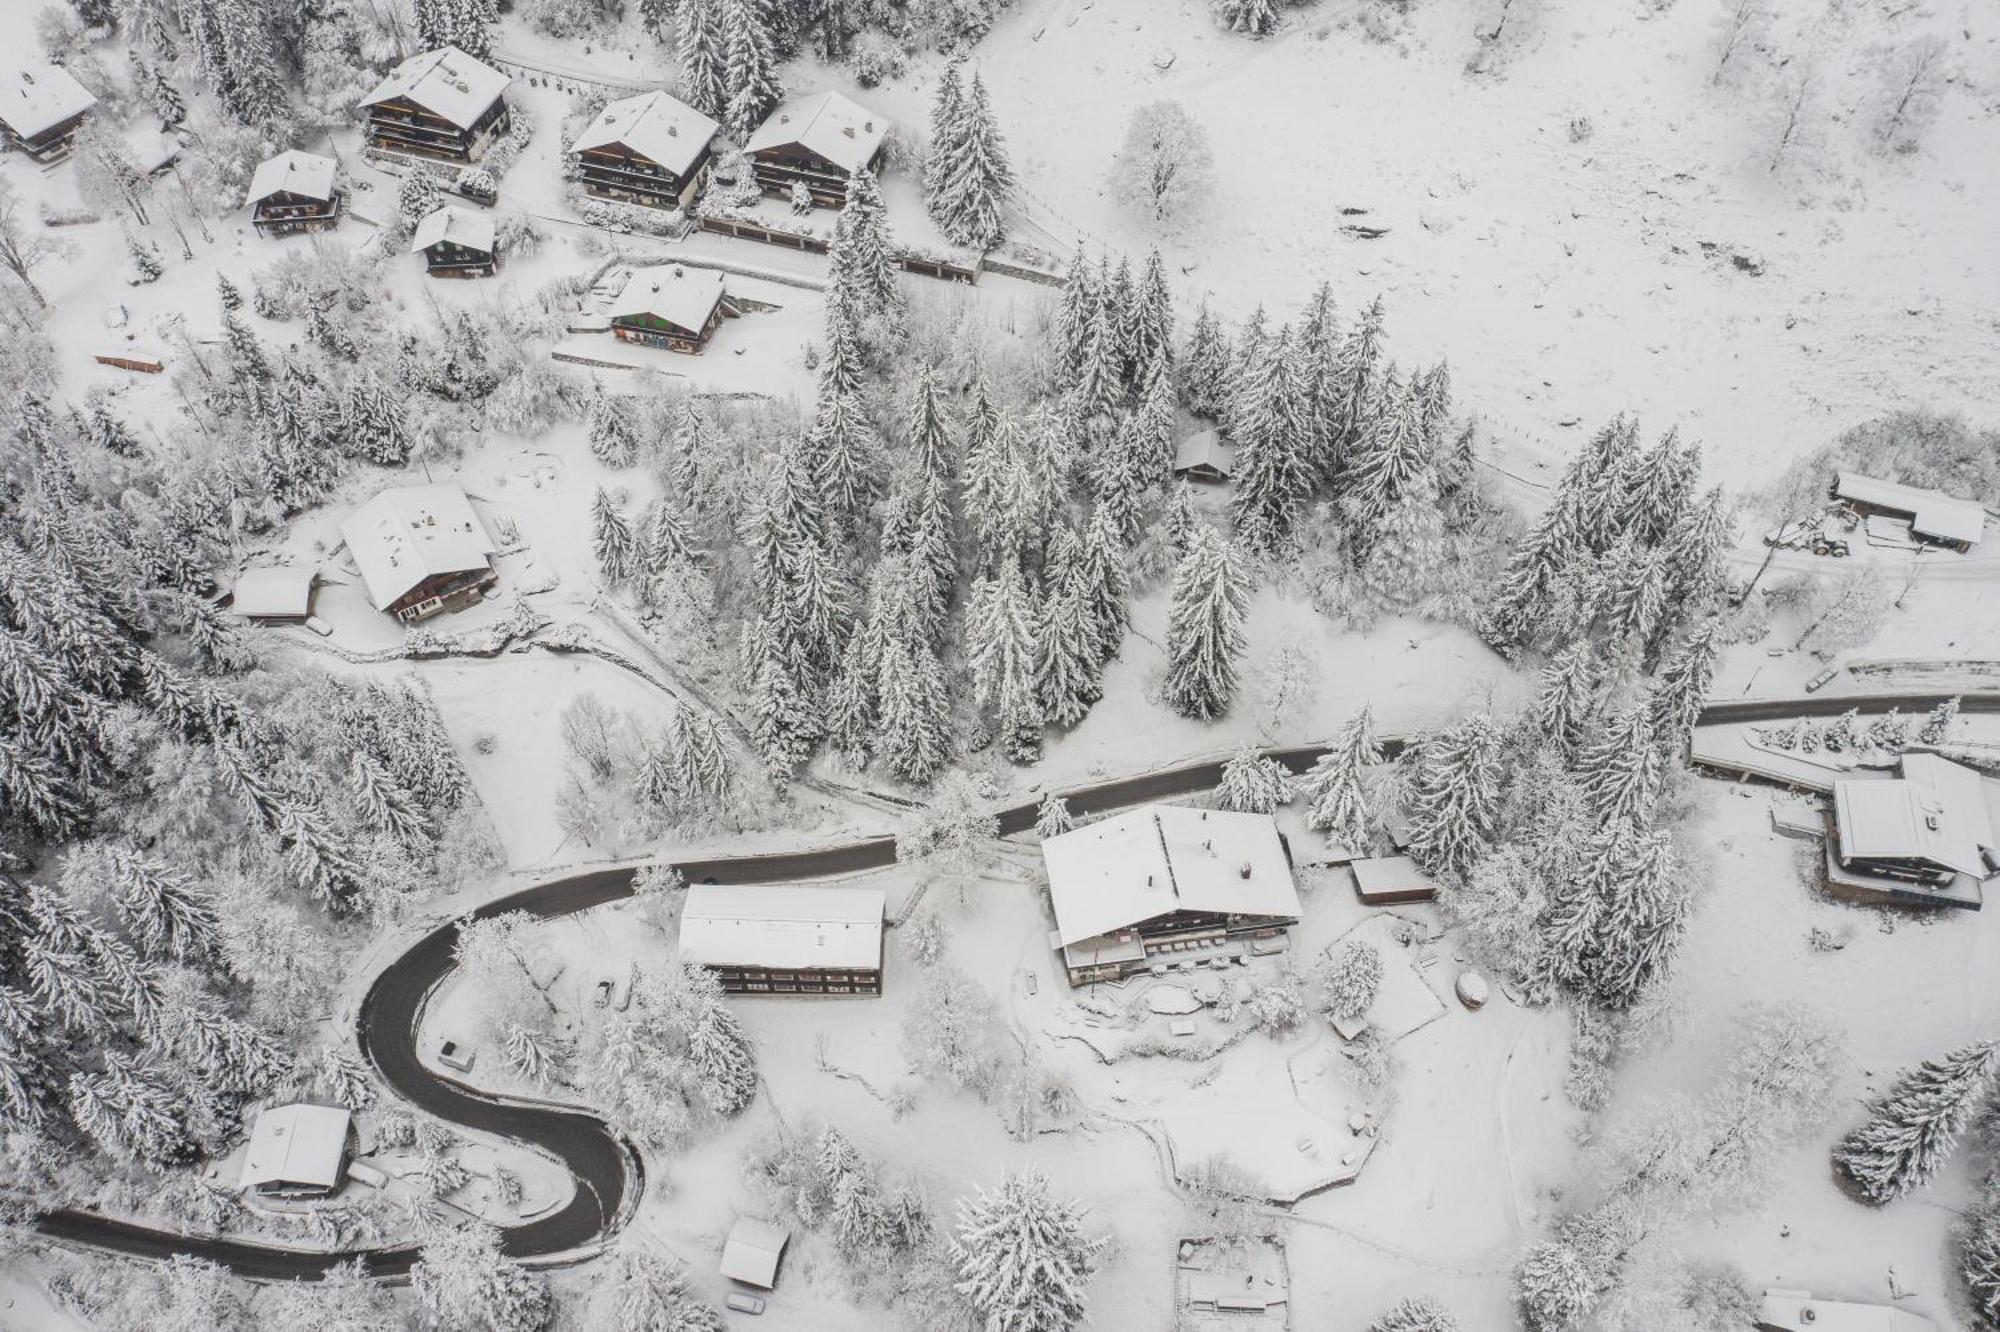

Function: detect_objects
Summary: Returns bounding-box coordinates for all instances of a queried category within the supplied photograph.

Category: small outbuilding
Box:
[1173,430,1234,483]
[358,46,511,163]
[1350,855,1439,906]
[0,59,95,163]
[678,885,885,996]
[245,150,342,237]
[744,91,889,207]
[572,90,718,211]
[239,1102,354,1198]
[608,264,732,353]
[411,205,497,278]
[340,482,498,623]
[1834,471,1985,551]
[720,1216,790,1290]
[229,566,318,624]
[1755,1289,1935,1331]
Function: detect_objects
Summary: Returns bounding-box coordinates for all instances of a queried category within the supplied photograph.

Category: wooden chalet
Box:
[0,59,95,163]
[743,91,889,207]
[608,264,732,353]
[572,90,718,211]
[239,1103,354,1198]
[1173,429,1234,483]
[244,151,342,237]
[411,205,497,278]
[358,47,510,164]
[339,483,498,623]
[678,886,885,997]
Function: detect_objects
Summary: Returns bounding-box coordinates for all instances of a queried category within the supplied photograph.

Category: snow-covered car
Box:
[724,1293,766,1315]
[436,1038,475,1073]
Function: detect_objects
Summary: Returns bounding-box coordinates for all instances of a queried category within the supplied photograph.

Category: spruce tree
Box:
[1163,523,1248,721]
[720,0,780,138]
[1832,1041,2000,1203]
[1228,325,1312,553]
[1179,300,1233,420]
[1076,503,1131,667]
[1299,705,1379,848]
[932,70,1013,250]
[923,62,967,234]
[968,563,1044,763]
[1534,641,1604,754]
[592,488,639,583]
[1353,470,1447,616]
[1329,297,1386,469]
[1403,714,1506,881]
[1036,580,1101,729]
[588,384,640,467]
[677,0,729,119]
[1576,704,1663,827]
[1053,256,1098,389]
[1216,742,1293,814]
[950,1171,1103,1332]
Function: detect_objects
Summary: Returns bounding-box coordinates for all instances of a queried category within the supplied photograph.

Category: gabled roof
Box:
[1042,805,1301,947]
[573,90,718,180]
[1836,471,1985,547]
[720,1217,789,1289]
[230,565,317,619]
[411,204,495,254]
[358,46,509,131]
[744,90,889,175]
[1833,752,1998,879]
[1174,429,1233,476]
[679,886,884,970]
[339,483,497,611]
[0,59,95,139]
[240,1102,351,1192]
[607,264,725,335]
[245,150,337,207]
[1757,1290,1935,1332]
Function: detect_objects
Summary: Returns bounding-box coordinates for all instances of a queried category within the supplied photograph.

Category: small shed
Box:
[411,205,497,277]
[230,566,318,623]
[1755,1289,1935,1332]
[720,1216,790,1290]
[1173,430,1234,483]
[1350,855,1438,906]
[239,1102,354,1197]
[608,264,732,353]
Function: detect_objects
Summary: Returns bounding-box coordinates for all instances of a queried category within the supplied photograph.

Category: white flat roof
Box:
[338,483,496,611]
[240,1102,350,1192]
[573,90,717,180]
[411,204,495,254]
[1757,1291,1935,1332]
[608,264,726,335]
[0,60,95,139]
[720,1217,789,1288]
[1833,752,1997,878]
[679,886,885,971]
[1042,805,1301,948]
[246,150,336,206]
[230,565,317,619]
[359,46,509,131]
[1174,430,1232,475]
[1351,855,1436,893]
[745,90,888,175]
[1836,471,1985,546]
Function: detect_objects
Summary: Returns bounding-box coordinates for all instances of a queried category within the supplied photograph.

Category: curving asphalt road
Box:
[32,690,2000,1278]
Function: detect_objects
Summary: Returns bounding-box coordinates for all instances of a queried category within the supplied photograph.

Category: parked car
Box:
[724,1292,766,1315]
[437,1038,475,1073]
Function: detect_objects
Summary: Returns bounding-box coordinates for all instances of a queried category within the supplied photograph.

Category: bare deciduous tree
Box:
[1111,100,1215,231]
[0,180,74,308]
[1767,61,1818,174]
[1873,35,1951,154]
[1711,0,1773,87]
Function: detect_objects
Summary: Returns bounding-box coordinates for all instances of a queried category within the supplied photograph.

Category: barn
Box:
[411,205,497,277]
[572,90,718,212]
[743,91,889,207]
[244,151,342,238]
[339,483,498,623]
[678,885,885,996]
[0,59,95,163]
[358,46,511,164]
[608,264,733,353]
[1833,471,1985,552]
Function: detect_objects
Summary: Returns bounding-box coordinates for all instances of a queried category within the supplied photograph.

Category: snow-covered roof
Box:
[607,264,726,334]
[573,90,718,179]
[239,1102,351,1192]
[1042,805,1301,948]
[744,90,889,175]
[679,886,884,971]
[1351,855,1436,895]
[1833,753,1998,880]
[358,46,509,131]
[1174,429,1233,476]
[411,205,495,254]
[720,1217,789,1289]
[339,483,497,611]
[1835,471,1985,547]
[1756,1290,1935,1332]
[0,59,95,139]
[125,127,181,174]
[230,565,317,619]
[245,150,336,206]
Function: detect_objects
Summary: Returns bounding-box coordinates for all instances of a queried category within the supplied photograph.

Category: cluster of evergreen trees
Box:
[925,62,1014,250]
[672,0,784,136]
[414,0,499,59]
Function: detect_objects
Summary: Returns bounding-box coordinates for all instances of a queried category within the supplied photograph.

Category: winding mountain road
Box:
[31,690,2000,1279]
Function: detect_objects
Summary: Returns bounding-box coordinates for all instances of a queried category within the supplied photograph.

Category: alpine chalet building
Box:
[358,47,510,164]
[572,90,718,211]
[0,58,95,163]
[678,886,886,996]
[608,264,731,353]
[743,91,889,207]
[244,151,342,237]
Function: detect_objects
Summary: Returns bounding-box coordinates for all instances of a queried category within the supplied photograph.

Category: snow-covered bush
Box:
[1370,1295,1461,1332]
[849,30,906,87]
[1244,971,1307,1034]
[1216,742,1295,814]
[1319,941,1383,1023]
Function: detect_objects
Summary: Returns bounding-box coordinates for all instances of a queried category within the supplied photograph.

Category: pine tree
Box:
[1353,470,1447,616]
[1299,705,1379,848]
[1179,300,1233,420]
[1576,705,1663,826]
[592,488,639,583]
[588,384,640,467]
[951,1171,1104,1332]
[677,0,729,119]
[1216,742,1293,814]
[1343,374,1433,548]
[1163,523,1248,721]
[829,167,904,327]
[810,390,880,526]
[1215,0,1283,36]
[1130,250,1175,389]
[1534,641,1604,754]
[1403,714,1506,881]
[1076,503,1131,667]
[1921,696,1961,746]
[1832,1041,2000,1203]
[1329,297,1386,470]
[1035,579,1102,730]
[1035,793,1075,838]
[924,62,967,234]
[215,273,243,312]
[720,0,781,138]
[933,70,1013,249]
[1053,256,1098,388]
[1645,621,1718,756]
[875,625,951,784]
[1370,1295,1460,1332]
[969,563,1044,763]
[1228,325,1312,553]
[126,234,163,283]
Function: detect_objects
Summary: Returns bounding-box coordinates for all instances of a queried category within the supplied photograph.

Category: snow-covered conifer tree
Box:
[1534,641,1604,755]
[1214,0,1283,36]
[588,383,640,467]
[1035,578,1102,730]
[1832,1041,2000,1203]
[968,563,1044,763]
[1035,793,1075,839]
[951,1170,1104,1332]
[1576,705,1663,827]
[1299,704,1380,848]
[1329,297,1387,466]
[411,1223,551,1332]
[721,0,781,137]
[1369,1295,1460,1332]
[1403,714,1506,881]
[1216,741,1293,814]
[930,70,1013,249]
[1228,325,1312,552]
[677,0,729,118]
[592,487,639,584]
[1053,257,1098,388]
[924,62,967,229]
[1179,300,1233,420]
[1921,696,1961,746]
[1320,940,1382,1023]
[1163,523,1247,721]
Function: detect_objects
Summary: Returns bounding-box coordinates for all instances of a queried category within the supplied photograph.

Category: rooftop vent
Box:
[843,125,855,138]
[672,264,684,277]
[779,113,790,124]
[1926,813,1942,830]
[667,123,677,135]
[1237,862,1252,880]
[864,119,874,131]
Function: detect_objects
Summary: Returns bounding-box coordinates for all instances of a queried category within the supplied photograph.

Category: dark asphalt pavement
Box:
[35,689,1996,1276]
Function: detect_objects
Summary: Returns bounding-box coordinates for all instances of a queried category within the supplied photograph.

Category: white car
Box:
[724,1292,766,1315]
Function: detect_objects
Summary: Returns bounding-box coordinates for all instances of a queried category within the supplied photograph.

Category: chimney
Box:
[667,123,677,135]
[1238,862,1252,880]
[843,125,855,138]
[864,120,874,132]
